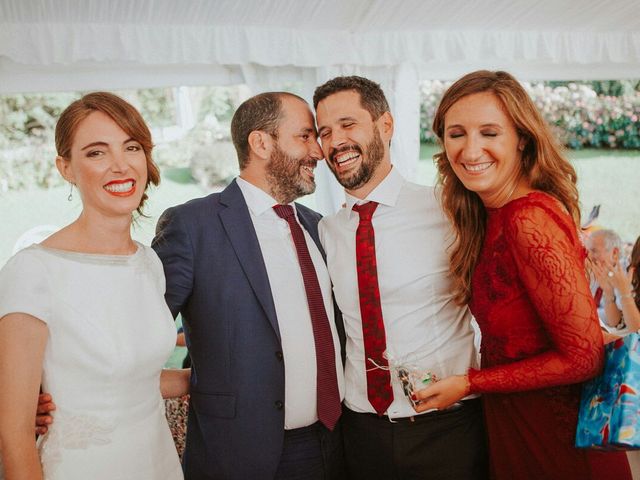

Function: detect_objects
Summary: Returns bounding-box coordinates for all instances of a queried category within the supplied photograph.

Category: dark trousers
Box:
[275,420,346,480]
[342,399,489,480]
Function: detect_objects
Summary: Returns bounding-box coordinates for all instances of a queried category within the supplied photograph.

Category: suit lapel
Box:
[219,180,281,341]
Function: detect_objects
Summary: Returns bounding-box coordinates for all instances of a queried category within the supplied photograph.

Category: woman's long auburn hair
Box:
[55,92,159,215]
[432,70,581,305]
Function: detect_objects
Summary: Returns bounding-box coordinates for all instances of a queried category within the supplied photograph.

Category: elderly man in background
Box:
[587,228,627,331]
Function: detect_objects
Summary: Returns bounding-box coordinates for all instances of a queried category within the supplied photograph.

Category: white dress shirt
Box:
[237,177,345,429]
[319,167,479,419]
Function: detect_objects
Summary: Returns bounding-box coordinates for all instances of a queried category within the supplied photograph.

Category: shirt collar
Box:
[344,166,405,218]
[236,176,296,218]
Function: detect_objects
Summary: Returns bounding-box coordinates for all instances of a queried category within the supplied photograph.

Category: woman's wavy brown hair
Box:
[432,70,580,304]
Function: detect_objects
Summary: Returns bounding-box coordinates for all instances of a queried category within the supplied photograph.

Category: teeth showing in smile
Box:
[335,151,359,164]
[464,162,492,172]
[104,181,135,193]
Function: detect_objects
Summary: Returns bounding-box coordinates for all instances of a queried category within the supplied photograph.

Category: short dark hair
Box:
[313,76,389,120]
[230,92,306,169]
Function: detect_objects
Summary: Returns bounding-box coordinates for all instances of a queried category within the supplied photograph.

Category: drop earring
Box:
[67,183,74,202]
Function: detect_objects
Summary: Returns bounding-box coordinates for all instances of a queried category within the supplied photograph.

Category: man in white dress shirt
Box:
[313,76,488,479]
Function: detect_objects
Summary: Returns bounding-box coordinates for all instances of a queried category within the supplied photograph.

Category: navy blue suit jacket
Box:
[152,179,344,479]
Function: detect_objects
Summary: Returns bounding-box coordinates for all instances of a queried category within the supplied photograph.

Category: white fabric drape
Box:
[2,0,640,94]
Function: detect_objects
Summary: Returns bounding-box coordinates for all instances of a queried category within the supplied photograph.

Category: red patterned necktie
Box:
[273,204,341,430]
[352,201,393,416]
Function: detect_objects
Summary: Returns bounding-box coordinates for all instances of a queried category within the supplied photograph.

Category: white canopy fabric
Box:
[1,0,639,212]
[2,0,639,91]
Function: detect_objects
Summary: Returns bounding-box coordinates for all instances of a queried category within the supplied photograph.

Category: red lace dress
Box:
[468,192,631,480]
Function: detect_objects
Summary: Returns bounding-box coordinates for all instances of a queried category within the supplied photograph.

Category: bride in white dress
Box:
[0,92,187,480]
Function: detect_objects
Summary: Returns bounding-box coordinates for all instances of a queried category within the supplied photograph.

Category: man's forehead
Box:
[589,236,607,249]
[279,98,314,125]
[316,91,367,123]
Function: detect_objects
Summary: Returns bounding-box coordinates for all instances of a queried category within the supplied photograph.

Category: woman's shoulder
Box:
[500,191,579,244]
[1,245,49,275]
[0,246,53,323]
[501,191,572,224]
[138,243,168,286]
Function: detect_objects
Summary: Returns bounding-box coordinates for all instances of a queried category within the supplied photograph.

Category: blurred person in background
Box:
[588,229,630,331]
[594,234,640,333]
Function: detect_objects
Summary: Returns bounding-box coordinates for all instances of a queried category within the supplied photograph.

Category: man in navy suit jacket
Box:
[152,92,346,479]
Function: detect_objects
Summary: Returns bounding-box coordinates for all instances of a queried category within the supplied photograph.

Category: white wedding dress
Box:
[0,243,183,480]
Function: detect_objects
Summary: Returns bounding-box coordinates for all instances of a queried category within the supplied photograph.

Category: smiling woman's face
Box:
[443,91,524,207]
[59,110,148,219]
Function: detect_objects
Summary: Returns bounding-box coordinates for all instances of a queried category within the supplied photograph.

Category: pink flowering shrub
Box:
[420,81,640,149]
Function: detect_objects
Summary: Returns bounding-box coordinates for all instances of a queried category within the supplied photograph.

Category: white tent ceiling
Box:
[2,0,639,94]
[1,0,639,211]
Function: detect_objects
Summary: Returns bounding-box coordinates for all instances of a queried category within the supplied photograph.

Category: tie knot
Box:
[353,201,378,221]
[273,204,295,220]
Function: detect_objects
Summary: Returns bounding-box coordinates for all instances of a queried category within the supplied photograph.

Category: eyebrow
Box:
[446,123,503,130]
[80,141,108,151]
[338,116,357,123]
[80,138,137,151]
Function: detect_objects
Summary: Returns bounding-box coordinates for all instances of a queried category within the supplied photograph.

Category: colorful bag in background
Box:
[576,333,640,450]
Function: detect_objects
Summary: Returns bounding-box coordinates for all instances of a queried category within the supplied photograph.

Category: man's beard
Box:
[266,143,316,204]
[329,124,385,191]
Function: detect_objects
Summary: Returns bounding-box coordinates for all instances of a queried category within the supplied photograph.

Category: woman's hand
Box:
[412,375,470,413]
[36,393,55,435]
[591,260,615,297]
[610,264,634,295]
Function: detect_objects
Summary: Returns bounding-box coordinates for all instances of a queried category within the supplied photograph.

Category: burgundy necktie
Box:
[273,204,341,430]
[352,201,393,416]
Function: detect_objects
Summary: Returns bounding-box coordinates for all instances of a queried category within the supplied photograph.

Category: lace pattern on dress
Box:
[468,192,603,394]
[38,414,115,480]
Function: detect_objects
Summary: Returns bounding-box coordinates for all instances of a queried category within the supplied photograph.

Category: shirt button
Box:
[275,400,284,410]
[275,351,283,361]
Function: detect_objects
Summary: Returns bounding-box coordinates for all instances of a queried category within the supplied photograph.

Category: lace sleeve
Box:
[469,200,604,394]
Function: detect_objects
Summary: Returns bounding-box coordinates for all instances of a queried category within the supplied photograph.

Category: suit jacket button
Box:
[275,351,283,361]
[275,400,284,410]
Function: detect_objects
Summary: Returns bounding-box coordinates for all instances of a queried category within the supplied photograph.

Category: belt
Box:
[284,421,322,436]
[347,398,480,424]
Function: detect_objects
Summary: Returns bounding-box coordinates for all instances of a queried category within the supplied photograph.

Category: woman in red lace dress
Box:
[413,70,631,479]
